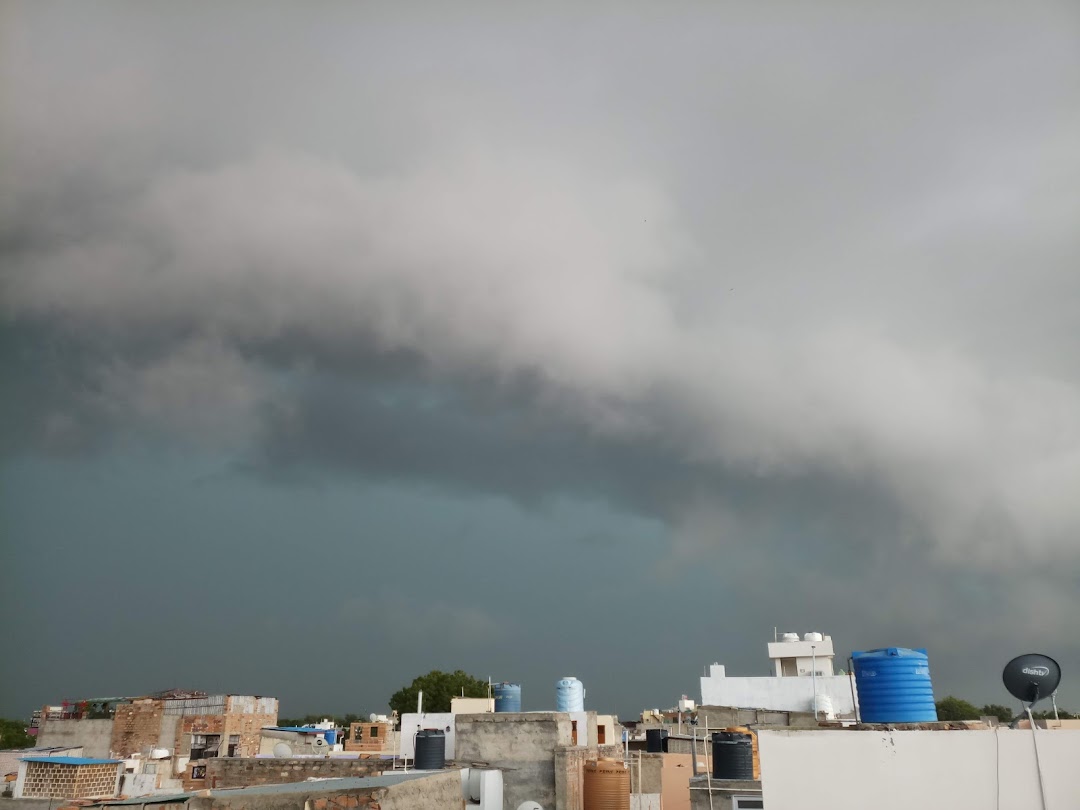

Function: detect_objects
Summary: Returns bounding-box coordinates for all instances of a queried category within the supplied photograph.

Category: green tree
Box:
[979,704,1015,723]
[935,696,981,721]
[1032,708,1076,720]
[0,718,33,750]
[389,670,488,716]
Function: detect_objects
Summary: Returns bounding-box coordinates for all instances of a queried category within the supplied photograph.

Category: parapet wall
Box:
[206,758,387,789]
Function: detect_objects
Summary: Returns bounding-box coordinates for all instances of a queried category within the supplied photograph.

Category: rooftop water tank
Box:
[584,759,630,810]
[645,728,669,753]
[556,677,585,712]
[414,729,446,770]
[711,732,754,780]
[853,647,938,723]
[781,633,800,642]
[494,682,522,713]
[804,632,824,642]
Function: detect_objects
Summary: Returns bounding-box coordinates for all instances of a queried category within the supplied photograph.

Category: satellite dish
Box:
[273,742,293,758]
[369,713,378,723]
[312,736,328,750]
[1003,654,1061,705]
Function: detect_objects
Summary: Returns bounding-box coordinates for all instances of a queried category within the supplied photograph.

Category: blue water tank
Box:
[853,647,938,723]
[323,729,337,745]
[556,677,585,712]
[494,682,522,712]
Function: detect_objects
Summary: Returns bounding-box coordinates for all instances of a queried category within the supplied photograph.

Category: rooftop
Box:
[92,773,434,805]
[20,757,121,765]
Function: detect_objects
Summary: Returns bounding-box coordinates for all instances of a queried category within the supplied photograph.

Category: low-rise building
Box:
[14,756,124,800]
[700,632,857,718]
[35,690,278,795]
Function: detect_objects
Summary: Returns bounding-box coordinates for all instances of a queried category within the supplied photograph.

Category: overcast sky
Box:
[2,1,1079,719]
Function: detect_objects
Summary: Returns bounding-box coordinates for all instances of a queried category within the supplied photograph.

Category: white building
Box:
[699,632,858,718]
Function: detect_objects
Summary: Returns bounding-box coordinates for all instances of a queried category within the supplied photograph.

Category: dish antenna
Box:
[1002,653,1060,810]
[312,736,329,753]
[273,742,293,758]
[369,713,378,722]
[1003,653,1061,707]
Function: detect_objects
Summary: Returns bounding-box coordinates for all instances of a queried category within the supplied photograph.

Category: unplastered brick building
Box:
[14,757,123,800]
[37,691,279,794]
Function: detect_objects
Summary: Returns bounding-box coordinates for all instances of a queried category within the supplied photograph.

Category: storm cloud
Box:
[2,1,1079,715]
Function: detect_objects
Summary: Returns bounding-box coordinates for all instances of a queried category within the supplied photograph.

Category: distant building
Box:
[35,691,278,795]
[699,632,858,718]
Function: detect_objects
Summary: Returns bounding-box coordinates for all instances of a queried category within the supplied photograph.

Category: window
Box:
[597,725,606,744]
[191,765,207,780]
[732,797,764,809]
[571,720,578,745]
[368,726,379,738]
[190,734,221,760]
[227,734,240,757]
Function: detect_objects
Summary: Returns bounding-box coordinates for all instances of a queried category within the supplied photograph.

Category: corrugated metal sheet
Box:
[162,696,227,716]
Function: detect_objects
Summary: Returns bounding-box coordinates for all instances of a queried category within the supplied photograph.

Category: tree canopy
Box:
[389,669,489,716]
[0,718,33,750]
[934,696,981,721]
[934,696,1075,723]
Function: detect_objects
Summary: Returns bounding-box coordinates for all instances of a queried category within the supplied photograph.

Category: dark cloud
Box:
[3,0,1080,716]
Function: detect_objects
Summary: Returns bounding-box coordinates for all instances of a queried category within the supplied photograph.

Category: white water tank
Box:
[781,633,800,642]
[804,632,824,642]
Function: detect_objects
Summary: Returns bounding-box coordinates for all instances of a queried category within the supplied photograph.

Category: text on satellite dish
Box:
[1022,666,1051,677]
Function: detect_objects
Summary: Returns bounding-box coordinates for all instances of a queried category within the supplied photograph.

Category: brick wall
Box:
[111,700,164,757]
[205,758,387,789]
[223,712,278,758]
[20,762,119,799]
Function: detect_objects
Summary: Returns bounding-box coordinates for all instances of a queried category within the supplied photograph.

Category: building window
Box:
[227,734,240,757]
[368,726,378,738]
[190,734,221,760]
[597,725,606,744]
[732,797,764,809]
[191,765,207,780]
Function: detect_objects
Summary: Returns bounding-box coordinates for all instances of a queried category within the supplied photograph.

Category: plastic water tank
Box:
[711,732,754,780]
[556,677,585,712]
[645,728,669,753]
[853,647,938,723]
[494,682,522,712]
[414,728,446,770]
[584,759,630,810]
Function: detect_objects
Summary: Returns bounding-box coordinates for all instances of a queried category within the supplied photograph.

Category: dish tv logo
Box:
[1022,666,1051,677]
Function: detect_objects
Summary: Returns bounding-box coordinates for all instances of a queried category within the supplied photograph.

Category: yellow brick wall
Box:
[21,761,119,799]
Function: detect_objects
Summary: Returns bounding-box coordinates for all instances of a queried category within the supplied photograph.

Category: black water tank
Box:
[711,732,753,780]
[645,728,669,753]
[414,729,446,770]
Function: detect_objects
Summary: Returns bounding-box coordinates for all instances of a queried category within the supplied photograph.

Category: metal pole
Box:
[704,718,714,810]
[691,727,698,776]
[848,657,859,723]
[812,645,817,720]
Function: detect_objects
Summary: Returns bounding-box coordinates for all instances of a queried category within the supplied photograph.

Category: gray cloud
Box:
[3,1,1080,712]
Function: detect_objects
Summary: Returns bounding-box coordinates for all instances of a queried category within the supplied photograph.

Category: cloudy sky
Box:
[2,1,1079,719]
